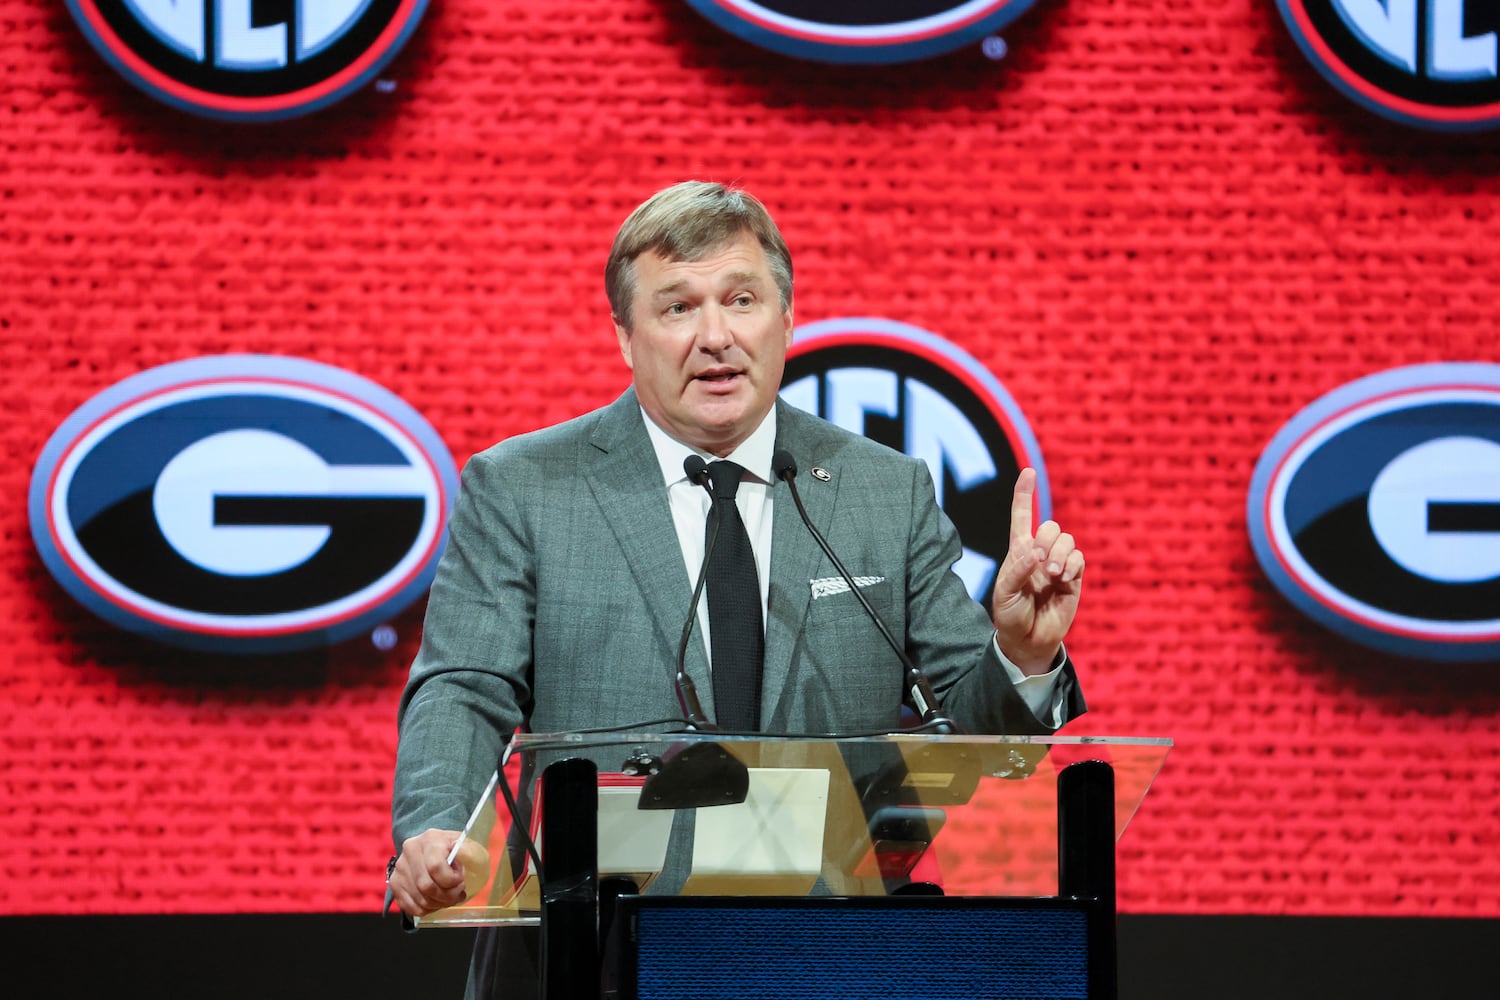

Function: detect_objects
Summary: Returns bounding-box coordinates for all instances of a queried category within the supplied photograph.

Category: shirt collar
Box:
[641,405,778,487]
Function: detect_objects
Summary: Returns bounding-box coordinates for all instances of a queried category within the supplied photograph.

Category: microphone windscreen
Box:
[683,454,709,484]
[771,449,798,481]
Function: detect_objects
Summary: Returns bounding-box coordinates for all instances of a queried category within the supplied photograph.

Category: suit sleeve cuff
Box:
[993,637,1070,729]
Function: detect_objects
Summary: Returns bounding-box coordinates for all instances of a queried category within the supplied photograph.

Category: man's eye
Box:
[666,303,687,315]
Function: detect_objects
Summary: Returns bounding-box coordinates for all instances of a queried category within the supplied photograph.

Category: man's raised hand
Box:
[989,468,1084,675]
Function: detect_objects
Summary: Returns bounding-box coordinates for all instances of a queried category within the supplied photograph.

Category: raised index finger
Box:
[1010,467,1038,545]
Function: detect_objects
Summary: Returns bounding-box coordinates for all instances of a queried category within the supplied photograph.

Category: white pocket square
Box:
[810,576,885,599]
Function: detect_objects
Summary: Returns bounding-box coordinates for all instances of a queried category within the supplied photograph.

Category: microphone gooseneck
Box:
[640,454,750,812]
[673,454,717,730]
[771,449,957,734]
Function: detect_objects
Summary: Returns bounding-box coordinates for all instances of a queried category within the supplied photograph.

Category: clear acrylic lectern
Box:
[415,732,1170,1000]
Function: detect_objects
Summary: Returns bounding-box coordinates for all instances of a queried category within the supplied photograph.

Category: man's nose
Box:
[697,305,734,351]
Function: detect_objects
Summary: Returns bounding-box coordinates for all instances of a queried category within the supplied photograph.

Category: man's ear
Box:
[782,305,794,348]
[613,315,633,370]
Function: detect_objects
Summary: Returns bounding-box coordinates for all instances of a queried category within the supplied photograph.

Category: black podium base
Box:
[611,895,1107,1000]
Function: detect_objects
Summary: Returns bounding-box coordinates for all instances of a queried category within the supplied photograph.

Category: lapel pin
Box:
[811,466,832,482]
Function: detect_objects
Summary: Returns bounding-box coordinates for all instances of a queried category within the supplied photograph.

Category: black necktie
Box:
[705,460,763,731]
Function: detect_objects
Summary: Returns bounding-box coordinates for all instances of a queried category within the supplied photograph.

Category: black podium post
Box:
[539,756,598,1000]
[1059,758,1119,1000]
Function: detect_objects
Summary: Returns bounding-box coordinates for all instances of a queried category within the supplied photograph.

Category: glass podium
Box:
[413,731,1170,1000]
[417,732,1170,928]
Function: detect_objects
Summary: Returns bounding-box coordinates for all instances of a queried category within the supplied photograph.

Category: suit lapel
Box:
[583,392,713,719]
[762,404,839,723]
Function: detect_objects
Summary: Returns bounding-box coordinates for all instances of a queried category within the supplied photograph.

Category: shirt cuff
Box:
[993,637,1068,729]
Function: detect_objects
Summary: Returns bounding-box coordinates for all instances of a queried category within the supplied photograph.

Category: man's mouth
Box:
[695,369,741,384]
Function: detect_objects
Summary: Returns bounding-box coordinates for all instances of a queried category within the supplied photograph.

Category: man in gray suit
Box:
[388,182,1086,992]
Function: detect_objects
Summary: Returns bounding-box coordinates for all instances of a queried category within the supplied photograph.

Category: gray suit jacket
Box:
[394,388,1083,844]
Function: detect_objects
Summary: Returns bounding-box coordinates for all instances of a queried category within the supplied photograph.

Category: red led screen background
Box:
[2,0,1497,918]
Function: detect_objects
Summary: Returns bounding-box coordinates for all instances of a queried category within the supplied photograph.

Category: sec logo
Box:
[65,0,430,121]
[1277,0,1500,130]
[781,317,1049,602]
[682,0,1039,64]
[29,355,458,653]
[1248,363,1500,661]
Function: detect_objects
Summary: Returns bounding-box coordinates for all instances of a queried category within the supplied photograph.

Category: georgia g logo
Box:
[781,318,1049,602]
[65,1,430,121]
[29,355,458,653]
[1248,363,1500,662]
[683,1,1040,64]
[1277,1,1500,130]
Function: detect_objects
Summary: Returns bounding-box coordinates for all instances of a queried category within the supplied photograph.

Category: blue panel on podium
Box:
[619,896,1094,1000]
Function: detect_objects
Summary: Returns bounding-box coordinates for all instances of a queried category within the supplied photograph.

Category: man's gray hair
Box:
[606,181,793,328]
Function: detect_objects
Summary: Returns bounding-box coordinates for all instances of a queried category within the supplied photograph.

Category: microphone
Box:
[771,449,957,734]
[672,454,717,730]
[637,454,750,811]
